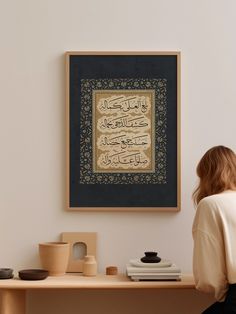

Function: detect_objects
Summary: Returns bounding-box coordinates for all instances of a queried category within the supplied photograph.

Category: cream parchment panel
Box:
[93,90,155,173]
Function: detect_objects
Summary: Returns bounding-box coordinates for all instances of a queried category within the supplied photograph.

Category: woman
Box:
[192,145,236,313]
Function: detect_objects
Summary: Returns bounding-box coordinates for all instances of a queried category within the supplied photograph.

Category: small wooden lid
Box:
[106,266,118,275]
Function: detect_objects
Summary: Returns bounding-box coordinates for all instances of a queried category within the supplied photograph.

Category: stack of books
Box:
[126,258,181,281]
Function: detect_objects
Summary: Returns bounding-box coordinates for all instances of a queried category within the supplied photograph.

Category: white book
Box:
[126,264,181,274]
[127,272,181,277]
[130,274,181,281]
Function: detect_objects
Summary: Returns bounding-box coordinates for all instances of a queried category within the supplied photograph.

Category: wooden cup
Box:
[39,242,69,276]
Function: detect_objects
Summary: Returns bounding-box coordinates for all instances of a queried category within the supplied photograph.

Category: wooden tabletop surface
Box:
[0,273,195,290]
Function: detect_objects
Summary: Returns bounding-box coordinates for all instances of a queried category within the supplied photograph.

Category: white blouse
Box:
[192,190,236,301]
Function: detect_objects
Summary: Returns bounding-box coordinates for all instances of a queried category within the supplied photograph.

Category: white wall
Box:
[0,0,235,313]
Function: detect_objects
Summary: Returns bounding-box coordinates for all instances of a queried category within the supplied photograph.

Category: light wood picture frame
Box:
[66,52,181,211]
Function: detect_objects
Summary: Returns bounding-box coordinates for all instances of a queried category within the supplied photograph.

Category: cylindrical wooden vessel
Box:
[39,242,69,276]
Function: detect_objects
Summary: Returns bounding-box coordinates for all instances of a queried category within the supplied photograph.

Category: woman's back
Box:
[193,190,236,301]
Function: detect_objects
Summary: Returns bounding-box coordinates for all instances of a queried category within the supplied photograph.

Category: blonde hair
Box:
[193,145,236,205]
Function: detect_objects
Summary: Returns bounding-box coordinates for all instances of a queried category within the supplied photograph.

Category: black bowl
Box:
[19,269,49,281]
[0,268,14,279]
[141,251,161,263]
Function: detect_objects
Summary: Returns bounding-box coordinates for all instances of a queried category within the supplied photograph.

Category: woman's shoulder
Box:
[198,190,236,210]
[193,191,236,232]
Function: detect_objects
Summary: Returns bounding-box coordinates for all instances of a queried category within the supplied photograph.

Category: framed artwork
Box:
[66,52,180,211]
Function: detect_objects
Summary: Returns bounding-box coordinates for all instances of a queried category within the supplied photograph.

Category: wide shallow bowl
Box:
[130,259,172,268]
[18,269,49,281]
[0,268,13,279]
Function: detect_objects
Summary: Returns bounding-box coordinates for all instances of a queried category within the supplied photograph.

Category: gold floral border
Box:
[80,78,167,184]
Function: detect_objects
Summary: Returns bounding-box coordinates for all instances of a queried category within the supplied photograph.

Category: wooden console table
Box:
[0,274,194,314]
